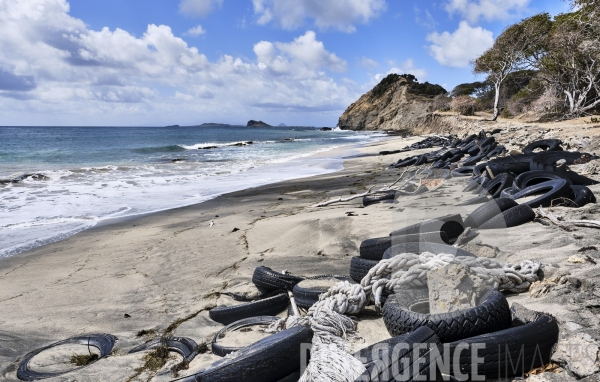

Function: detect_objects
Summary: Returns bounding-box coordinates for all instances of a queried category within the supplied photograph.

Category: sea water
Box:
[0,125,385,258]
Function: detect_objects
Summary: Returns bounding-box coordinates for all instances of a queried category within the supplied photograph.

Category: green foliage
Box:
[451,82,492,97]
[370,73,447,99]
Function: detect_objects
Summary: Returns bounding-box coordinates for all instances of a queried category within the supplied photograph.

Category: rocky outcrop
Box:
[247,120,271,127]
[338,74,446,132]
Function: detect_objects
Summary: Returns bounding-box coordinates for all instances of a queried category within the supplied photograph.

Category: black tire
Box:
[571,185,596,207]
[17,334,117,381]
[446,153,464,163]
[395,156,419,168]
[415,155,429,166]
[188,326,312,382]
[350,256,379,283]
[363,191,396,206]
[530,151,599,185]
[360,232,450,261]
[209,293,289,325]
[472,163,488,177]
[382,287,511,343]
[464,198,519,228]
[500,187,516,199]
[462,178,482,193]
[479,204,536,230]
[360,237,392,260]
[456,195,490,206]
[513,170,568,192]
[451,166,474,177]
[354,326,442,382]
[523,139,563,155]
[293,276,355,309]
[211,316,280,357]
[252,267,304,292]
[129,336,199,363]
[389,214,464,242]
[479,173,514,199]
[511,179,572,208]
[487,161,531,177]
[448,313,559,378]
[382,242,476,260]
[462,154,485,166]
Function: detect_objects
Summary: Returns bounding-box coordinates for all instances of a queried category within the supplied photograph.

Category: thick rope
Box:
[275,253,540,382]
[360,252,540,309]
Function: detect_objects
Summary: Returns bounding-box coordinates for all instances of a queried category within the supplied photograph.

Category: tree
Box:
[473,14,552,120]
[538,12,600,115]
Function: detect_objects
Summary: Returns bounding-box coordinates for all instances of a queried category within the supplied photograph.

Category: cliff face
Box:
[338,74,445,132]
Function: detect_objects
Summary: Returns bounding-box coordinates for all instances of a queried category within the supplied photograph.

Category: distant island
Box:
[165,125,179,127]
[247,120,271,127]
[278,123,287,127]
[200,123,232,127]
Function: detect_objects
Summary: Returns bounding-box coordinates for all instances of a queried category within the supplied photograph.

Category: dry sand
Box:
[1,125,600,381]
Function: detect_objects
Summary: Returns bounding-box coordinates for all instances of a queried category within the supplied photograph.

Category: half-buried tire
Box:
[211,316,281,357]
[478,204,536,230]
[464,198,519,229]
[350,257,379,283]
[181,326,313,382]
[510,179,572,208]
[293,276,355,309]
[571,185,597,207]
[252,266,304,291]
[382,242,476,260]
[209,292,289,325]
[382,287,511,343]
[363,191,396,206]
[129,336,199,363]
[360,232,450,261]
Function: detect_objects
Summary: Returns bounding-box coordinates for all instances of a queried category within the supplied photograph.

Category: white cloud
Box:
[251,0,386,32]
[179,0,223,18]
[414,7,437,29]
[358,56,378,70]
[426,21,494,68]
[0,0,356,125]
[445,0,531,24]
[184,25,206,36]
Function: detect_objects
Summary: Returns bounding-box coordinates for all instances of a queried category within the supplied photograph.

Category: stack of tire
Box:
[380,134,456,156]
[454,139,597,218]
[390,129,505,170]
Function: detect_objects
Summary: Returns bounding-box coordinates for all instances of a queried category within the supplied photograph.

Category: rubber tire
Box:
[571,185,596,207]
[523,139,563,155]
[360,232,451,262]
[17,334,117,381]
[211,316,280,357]
[252,266,304,292]
[513,170,568,192]
[354,326,442,382]
[129,336,199,363]
[479,173,514,199]
[456,195,490,206]
[186,325,312,382]
[209,293,289,325]
[363,191,396,207]
[448,313,559,378]
[382,242,476,260]
[350,256,379,283]
[462,153,485,166]
[511,179,572,208]
[395,156,419,168]
[293,276,355,309]
[479,204,536,230]
[382,287,511,343]
[451,166,474,177]
[464,198,519,228]
[500,187,516,199]
[530,151,599,185]
[389,214,464,242]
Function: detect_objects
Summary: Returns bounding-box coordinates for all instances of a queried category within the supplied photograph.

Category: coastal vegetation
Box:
[442,0,600,120]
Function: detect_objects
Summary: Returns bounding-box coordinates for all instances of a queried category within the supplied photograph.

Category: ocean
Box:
[0,125,385,258]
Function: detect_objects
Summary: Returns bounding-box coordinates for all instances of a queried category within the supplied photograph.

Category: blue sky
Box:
[0,0,569,126]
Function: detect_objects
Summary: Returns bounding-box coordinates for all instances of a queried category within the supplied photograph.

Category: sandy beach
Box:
[2,127,600,382]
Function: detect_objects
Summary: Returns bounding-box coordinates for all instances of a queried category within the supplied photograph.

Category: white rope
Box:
[274,253,540,382]
[360,252,541,310]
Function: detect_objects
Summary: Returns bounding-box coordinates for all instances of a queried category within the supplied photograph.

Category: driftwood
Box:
[536,207,600,229]
[314,165,432,207]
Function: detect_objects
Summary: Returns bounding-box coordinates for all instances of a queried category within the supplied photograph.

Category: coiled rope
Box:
[273,252,540,382]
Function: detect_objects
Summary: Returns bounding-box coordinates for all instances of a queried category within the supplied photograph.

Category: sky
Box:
[0,0,570,127]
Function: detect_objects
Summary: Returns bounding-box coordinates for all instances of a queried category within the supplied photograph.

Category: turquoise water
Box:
[0,125,385,258]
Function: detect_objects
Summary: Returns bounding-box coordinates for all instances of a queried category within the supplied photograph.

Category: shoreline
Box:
[0,134,419,381]
[0,133,386,260]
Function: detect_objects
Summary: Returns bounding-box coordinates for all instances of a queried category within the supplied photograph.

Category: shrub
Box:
[432,94,451,112]
[450,95,478,116]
